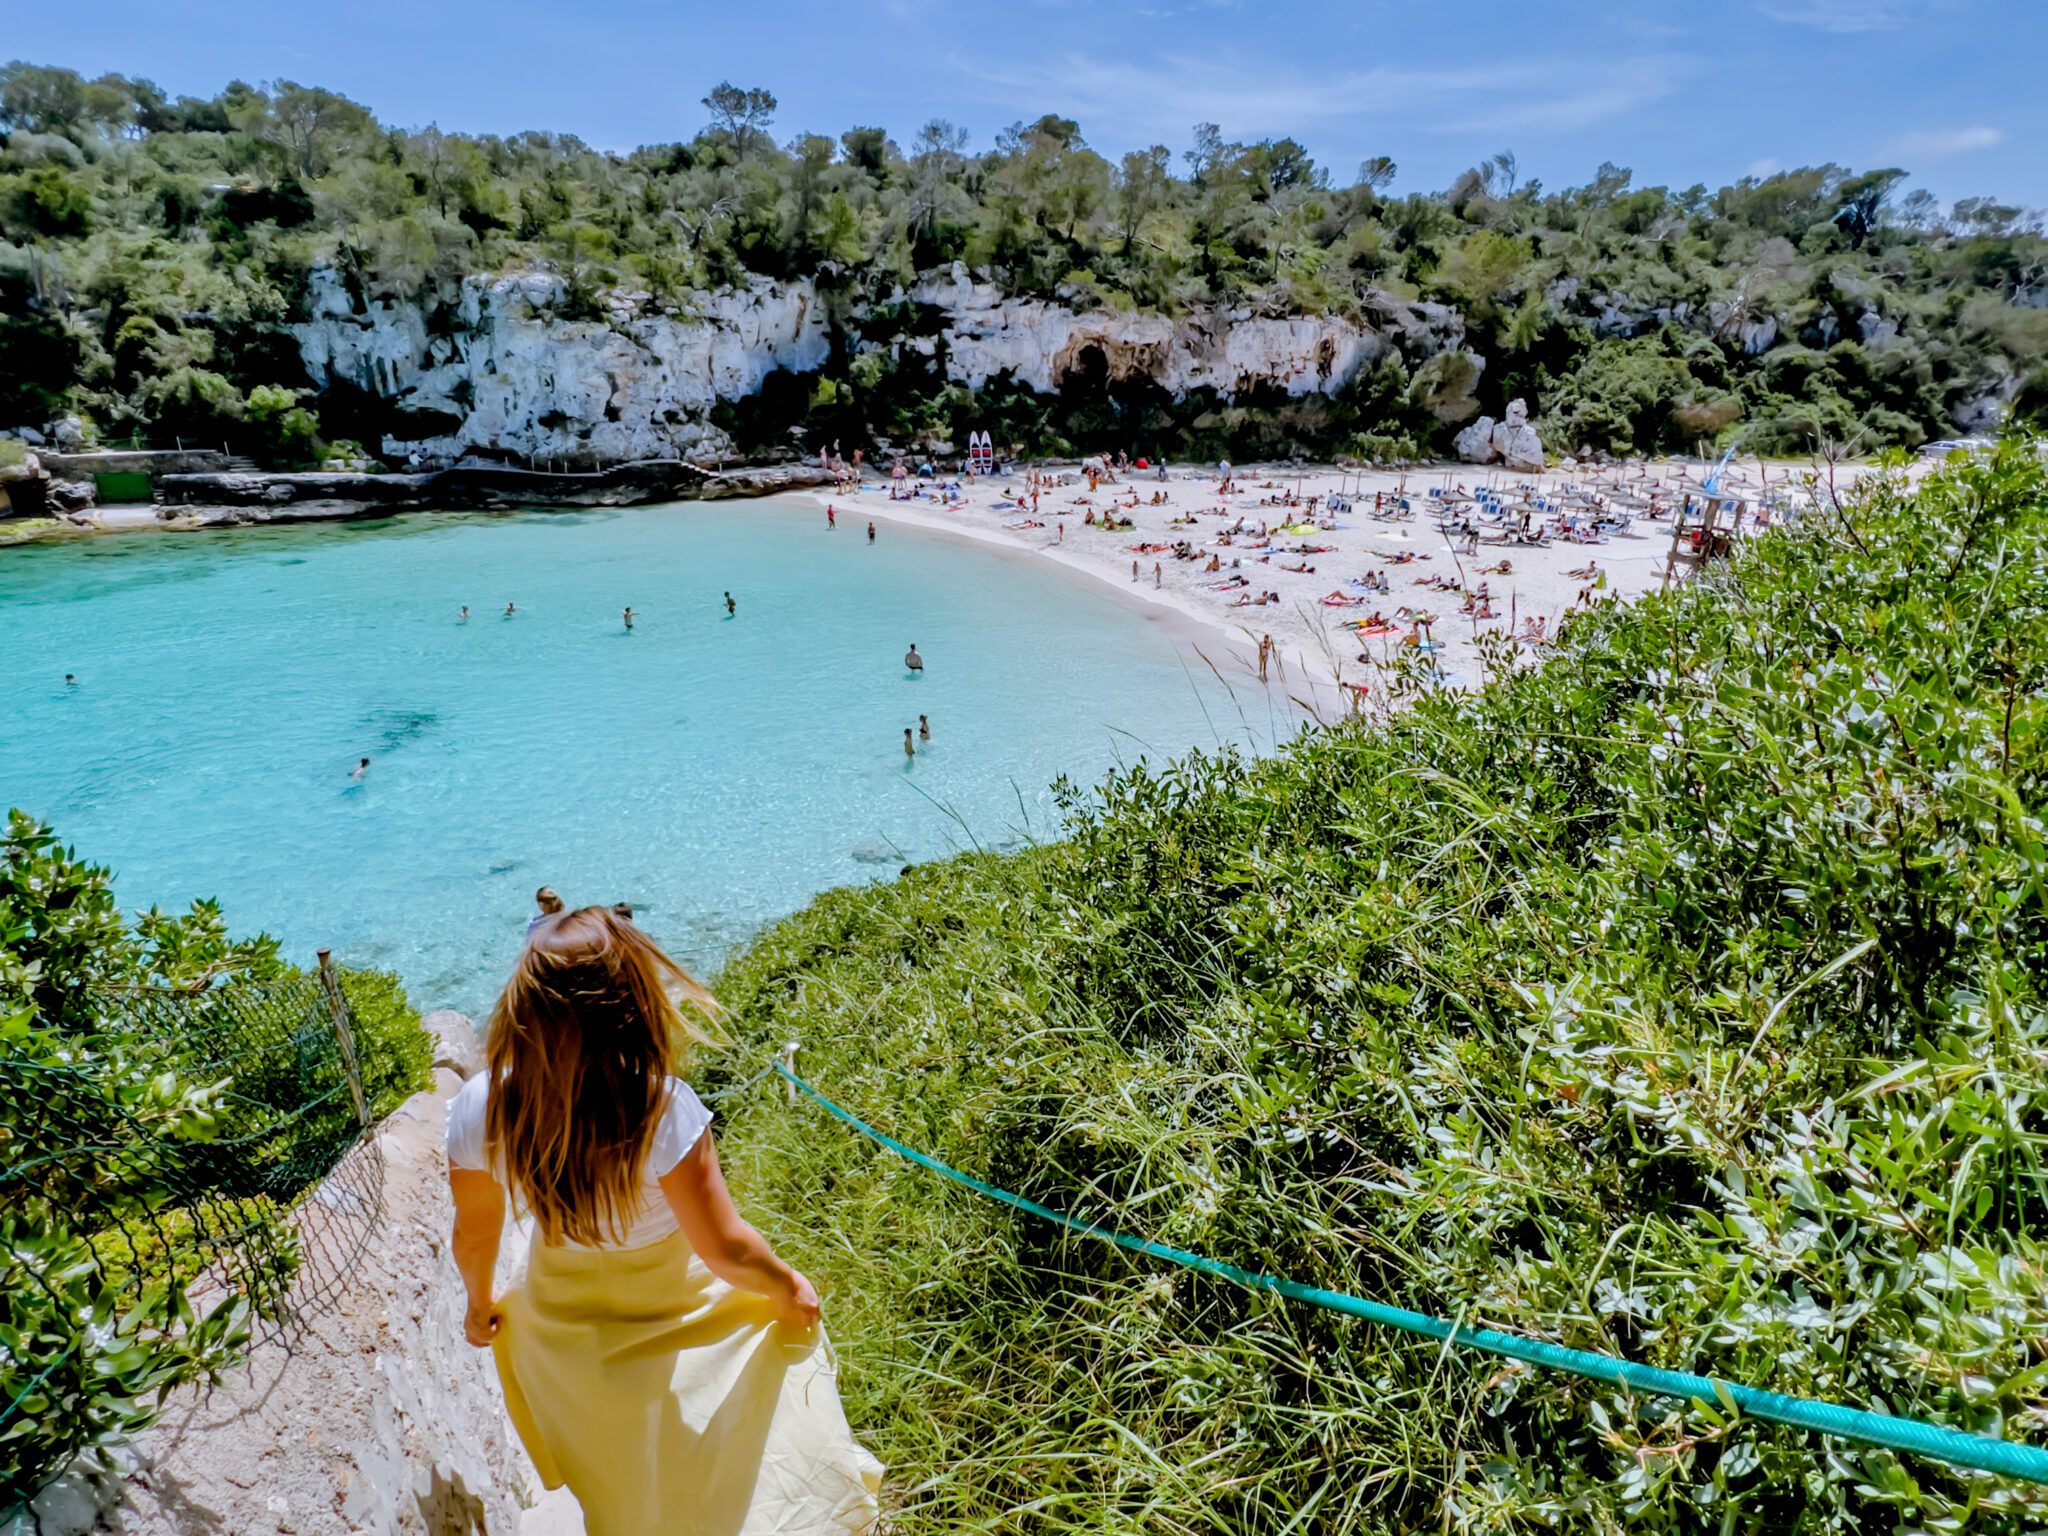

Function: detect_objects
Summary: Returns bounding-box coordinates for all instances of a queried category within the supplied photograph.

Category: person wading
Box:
[904,643,923,676]
[448,910,881,1534]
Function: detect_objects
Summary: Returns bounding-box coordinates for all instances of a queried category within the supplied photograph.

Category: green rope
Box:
[773,1063,2048,1487]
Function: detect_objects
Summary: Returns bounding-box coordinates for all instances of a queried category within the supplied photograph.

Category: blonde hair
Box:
[485,907,725,1245]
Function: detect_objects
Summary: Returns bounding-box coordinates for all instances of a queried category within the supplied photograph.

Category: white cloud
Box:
[948,50,1692,148]
[1748,157,1783,177]
[1886,125,2005,159]
[1757,0,1941,32]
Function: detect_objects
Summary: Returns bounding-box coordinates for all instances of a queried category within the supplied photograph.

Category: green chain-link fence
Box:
[1,958,389,1514]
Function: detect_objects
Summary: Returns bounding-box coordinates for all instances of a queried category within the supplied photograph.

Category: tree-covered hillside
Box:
[3,60,2046,464]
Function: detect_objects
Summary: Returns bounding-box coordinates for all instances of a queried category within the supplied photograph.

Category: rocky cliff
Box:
[294,268,833,467]
[908,268,1391,400]
[290,265,1467,467]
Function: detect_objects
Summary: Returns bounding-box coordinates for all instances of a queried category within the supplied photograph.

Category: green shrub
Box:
[710,440,2048,1532]
[1,815,431,1510]
[336,966,435,1125]
[0,1009,275,1512]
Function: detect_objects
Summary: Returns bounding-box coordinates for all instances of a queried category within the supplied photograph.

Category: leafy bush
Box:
[1,814,431,1509]
[335,967,436,1129]
[0,811,284,1026]
[709,440,2048,1532]
[0,1010,272,1512]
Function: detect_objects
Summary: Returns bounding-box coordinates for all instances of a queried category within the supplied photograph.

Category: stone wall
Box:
[36,450,231,479]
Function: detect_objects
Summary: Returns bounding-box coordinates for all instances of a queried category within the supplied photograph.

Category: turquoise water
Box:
[1,502,1283,1015]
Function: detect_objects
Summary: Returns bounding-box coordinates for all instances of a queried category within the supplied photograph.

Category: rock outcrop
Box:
[0,447,42,518]
[909,265,1387,399]
[294,269,833,467]
[1454,398,1545,472]
[152,460,836,527]
[291,264,1469,467]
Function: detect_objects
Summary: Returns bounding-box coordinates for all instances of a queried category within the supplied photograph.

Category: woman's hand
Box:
[450,1168,507,1349]
[463,1296,503,1347]
[776,1271,821,1333]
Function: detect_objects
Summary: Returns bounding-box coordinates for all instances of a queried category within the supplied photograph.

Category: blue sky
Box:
[10,0,2043,206]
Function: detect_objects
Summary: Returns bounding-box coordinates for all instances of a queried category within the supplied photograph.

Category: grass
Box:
[702,441,2048,1533]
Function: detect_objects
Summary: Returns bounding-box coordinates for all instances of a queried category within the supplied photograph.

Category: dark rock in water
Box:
[850,842,899,864]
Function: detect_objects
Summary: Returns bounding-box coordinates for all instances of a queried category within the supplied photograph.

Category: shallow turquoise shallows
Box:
[1,502,1288,1015]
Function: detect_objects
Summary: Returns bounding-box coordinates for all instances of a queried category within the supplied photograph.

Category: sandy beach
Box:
[808,456,1859,716]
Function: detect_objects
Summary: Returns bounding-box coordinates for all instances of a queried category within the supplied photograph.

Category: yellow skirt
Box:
[493,1231,883,1536]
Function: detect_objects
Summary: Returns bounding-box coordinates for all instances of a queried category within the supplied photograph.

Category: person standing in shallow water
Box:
[459,606,469,623]
[867,521,875,543]
[724,592,736,616]
[528,887,564,934]
[918,714,930,742]
[448,910,882,1535]
[903,727,915,758]
[904,643,923,675]
[621,607,633,632]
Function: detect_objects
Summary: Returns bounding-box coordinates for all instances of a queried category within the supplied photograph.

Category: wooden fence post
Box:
[318,949,371,1128]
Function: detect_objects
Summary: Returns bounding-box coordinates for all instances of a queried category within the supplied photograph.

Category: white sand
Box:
[807,457,1859,715]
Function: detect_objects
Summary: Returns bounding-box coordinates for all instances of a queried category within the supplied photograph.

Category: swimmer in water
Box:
[724,592,735,616]
[64,674,77,686]
[918,714,930,742]
[459,606,469,623]
[623,606,634,630]
[904,727,915,758]
[504,602,517,617]
[351,757,369,780]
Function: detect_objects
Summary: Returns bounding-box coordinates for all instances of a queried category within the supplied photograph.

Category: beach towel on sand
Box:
[494,1231,883,1536]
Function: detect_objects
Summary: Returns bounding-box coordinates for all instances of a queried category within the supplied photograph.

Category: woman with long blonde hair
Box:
[448,907,881,1534]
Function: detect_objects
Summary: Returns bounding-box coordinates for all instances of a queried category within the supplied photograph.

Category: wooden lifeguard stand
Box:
[1667,488,1744,577]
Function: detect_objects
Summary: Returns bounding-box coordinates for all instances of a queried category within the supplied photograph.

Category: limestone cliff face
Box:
[292,264,1461,464]
[293,268,831,466]
[907,266,1392,400]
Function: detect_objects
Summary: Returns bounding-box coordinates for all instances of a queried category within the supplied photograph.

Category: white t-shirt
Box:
[446,1073,713,1250]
